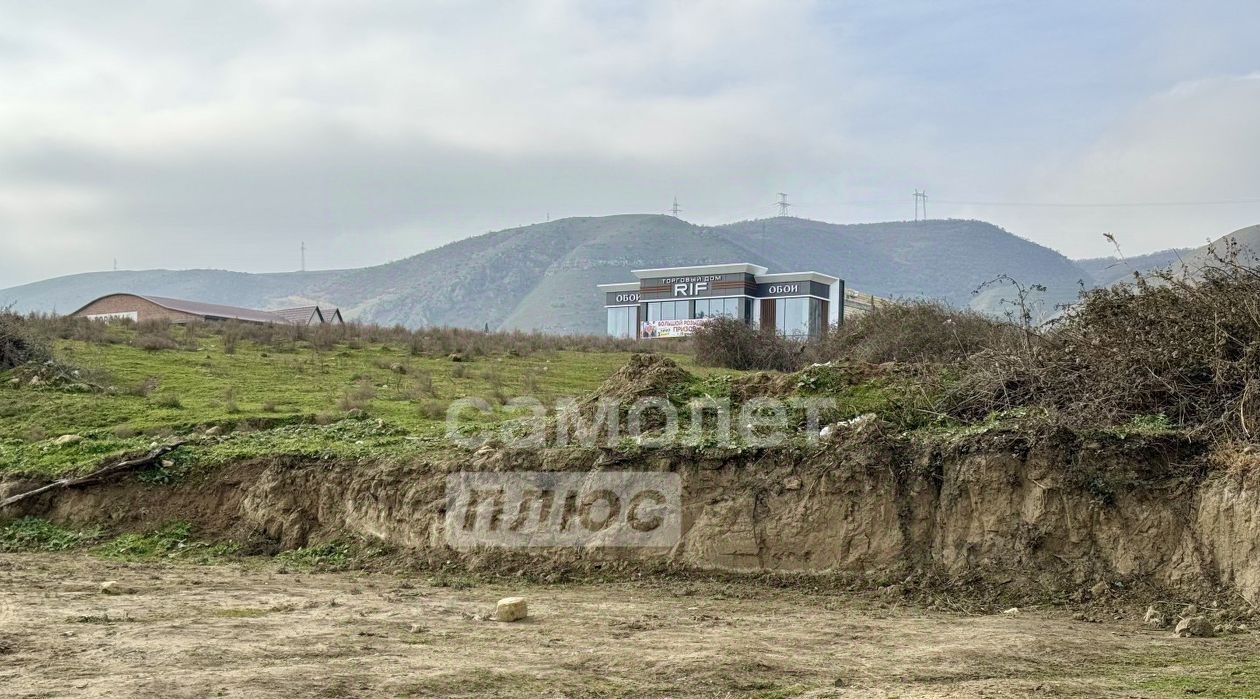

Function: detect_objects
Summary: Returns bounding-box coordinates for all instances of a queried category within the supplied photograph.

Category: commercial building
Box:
[599,263,842,339]
[70,293,344,326]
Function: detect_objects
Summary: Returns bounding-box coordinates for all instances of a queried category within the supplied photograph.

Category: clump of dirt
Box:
[583,353,691,405]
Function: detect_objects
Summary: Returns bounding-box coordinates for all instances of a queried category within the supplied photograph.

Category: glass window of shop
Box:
[605,306,637,338]
[646,300,691,322]
[774,297,823,337]
[694,297,741,318]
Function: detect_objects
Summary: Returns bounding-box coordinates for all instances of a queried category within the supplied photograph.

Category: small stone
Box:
[1002,607,1020,615]
[160,460,175,469]
[448,353,466,362]
[28,376,42,387]
[1174,616,1215,638]
[1144,606,1167,629]
[783,477,802,491]
[1090,582,1109,598]
[204,426,222,436]
[408,623,426,634]
[7,378,19,387]
[99,581,121,595]
[819,425,834,440]
[494,596,528,622]
[53,434,83,445]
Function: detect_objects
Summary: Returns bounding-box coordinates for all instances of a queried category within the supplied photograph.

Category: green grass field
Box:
[0,324,722,476]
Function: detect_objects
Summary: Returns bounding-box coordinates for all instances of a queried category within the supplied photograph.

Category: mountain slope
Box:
[3,214,1095,333]
[1075,248,1194,287]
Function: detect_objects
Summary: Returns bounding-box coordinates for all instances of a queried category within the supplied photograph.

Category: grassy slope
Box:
[0,325,719,476]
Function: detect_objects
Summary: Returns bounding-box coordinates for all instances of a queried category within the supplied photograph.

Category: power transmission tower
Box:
[300,242,306,272]
[775,192,791,217]
[913,190,929,221]
[670,196,682,217]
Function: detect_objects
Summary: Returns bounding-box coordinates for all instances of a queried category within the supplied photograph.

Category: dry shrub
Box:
[133,334,178,352]
[222,324,241,354]
[950,249,1260,438]
[152,391,183,409]
[418,399,447,420]
[806,300,1018,365]
[692,317,803,372]
[337,379,376,412]
[0,312,51,370]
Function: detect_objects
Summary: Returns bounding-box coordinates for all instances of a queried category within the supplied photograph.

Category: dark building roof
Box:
[71,293,344,325]
[272,306,321,325]
[89,294,290,324]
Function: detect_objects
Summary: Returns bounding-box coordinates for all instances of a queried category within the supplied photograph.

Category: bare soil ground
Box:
[1,554,1256,698]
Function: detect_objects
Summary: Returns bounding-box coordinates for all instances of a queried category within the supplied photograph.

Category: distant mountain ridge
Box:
[0,214,1200,334]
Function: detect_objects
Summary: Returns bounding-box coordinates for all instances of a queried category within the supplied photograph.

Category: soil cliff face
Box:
[5,431,1260,603]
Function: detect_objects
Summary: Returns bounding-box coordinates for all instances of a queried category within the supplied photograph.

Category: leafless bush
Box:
[806,300,1019,365]
[0,311,51,370]
[418,399,447,420]
[949,245,1260,438]
[222,323,241,354]
[152,391,183,409]
[123,376,161,397]
[337,379,376,412]
[133,334,179,352]
[222,386,240,414]
[692,317,804,372]
[412,371,434,396]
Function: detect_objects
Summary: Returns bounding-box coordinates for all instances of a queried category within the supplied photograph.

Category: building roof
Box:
[272,306,321,325]
[71,293,290,324]
[754,271,840,285]
[632,263,768,278]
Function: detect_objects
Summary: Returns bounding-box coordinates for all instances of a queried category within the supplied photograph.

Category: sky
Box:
[2,0,1259,286]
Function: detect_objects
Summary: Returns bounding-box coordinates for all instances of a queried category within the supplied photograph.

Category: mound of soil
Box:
[584,353,691,405]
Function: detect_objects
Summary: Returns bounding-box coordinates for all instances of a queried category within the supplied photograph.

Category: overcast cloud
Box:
[2,0,1259,286]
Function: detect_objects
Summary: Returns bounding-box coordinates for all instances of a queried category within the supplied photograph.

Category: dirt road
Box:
[0,554,1254,698]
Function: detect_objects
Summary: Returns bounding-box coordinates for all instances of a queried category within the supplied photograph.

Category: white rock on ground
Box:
[54,434,83,445]
[1174,616,1215,638]
[494,597,528,622]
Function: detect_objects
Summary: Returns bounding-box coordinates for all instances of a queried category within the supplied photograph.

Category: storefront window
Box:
[774,297,822,337]
[694,297,740,319]
[605,306,637,339]
[647,300,690,322]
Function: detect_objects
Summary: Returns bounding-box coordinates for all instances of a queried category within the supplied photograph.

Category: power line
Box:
[300,241,306,272]
[775,192,791,216]
[670,196,682,217]
[913,189,928,221]
[930,197,1260,209]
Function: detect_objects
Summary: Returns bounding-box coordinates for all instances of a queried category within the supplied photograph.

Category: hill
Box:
[1183,224,1260,270]
[2,215,1091,333]
[1074,248,1194,287]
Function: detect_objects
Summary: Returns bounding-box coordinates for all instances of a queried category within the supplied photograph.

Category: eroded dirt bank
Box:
[4,429,1259,605]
